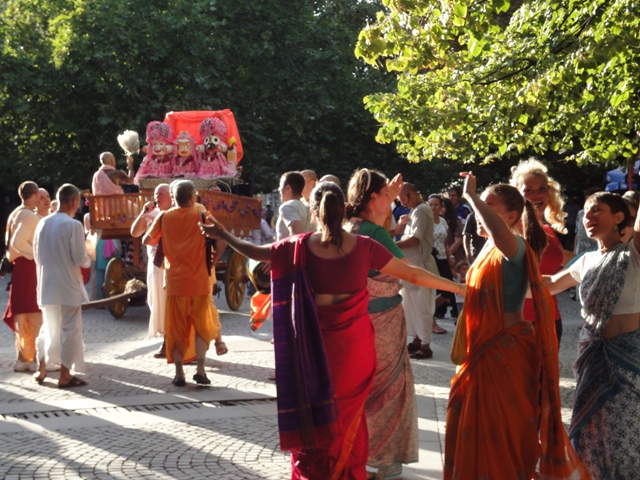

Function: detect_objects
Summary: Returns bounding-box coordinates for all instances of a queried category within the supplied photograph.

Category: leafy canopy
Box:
[356,0,640,166]
[0,0,401,193]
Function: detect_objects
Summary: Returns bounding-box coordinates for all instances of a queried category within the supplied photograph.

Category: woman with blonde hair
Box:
[510,158,567,233]
[510,158,574,342]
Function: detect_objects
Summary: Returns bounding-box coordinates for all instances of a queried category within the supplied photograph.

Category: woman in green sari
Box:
[344,168,418,479]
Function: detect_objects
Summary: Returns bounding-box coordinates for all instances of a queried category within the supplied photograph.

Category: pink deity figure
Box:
[172,132,199,178]
[197,117,237,179]
[135,121,174,180]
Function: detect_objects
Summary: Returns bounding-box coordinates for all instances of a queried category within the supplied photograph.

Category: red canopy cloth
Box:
[163,110,243,163]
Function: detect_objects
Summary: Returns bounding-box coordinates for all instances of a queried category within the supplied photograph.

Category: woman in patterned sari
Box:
[344,168,418,479]
[545,192,640,479]
[444,173,587,480]
[201,181,463,480]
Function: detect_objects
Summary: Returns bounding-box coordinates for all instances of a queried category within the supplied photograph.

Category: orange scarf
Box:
[445,242,589,479]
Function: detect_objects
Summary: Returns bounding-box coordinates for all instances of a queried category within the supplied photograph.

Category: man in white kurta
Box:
[33,184,90,387]
[396,182,439,359]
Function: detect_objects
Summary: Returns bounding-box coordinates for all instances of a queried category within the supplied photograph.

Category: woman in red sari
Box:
[201,181,463,480]
[444,173,588,480]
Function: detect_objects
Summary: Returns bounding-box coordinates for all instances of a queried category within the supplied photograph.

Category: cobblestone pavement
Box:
[0,274,582,479]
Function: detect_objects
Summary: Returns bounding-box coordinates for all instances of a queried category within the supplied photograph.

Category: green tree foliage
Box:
[356,0,640,167]
[0,0,406,192]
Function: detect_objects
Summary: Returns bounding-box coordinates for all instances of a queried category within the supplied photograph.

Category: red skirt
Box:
[290,288,376,480]
[2,256,40,331]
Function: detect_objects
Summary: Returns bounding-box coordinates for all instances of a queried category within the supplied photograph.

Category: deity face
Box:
[177,140,192,158]
[152,139,168,156]
[203,135,221,154]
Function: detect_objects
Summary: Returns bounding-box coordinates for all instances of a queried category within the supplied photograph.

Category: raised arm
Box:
[200,216,271,263]
[142,211,163,246]
[380,256,464,296]
[121,156,135,185]
[461,172,519,260]
[131,201,155,238]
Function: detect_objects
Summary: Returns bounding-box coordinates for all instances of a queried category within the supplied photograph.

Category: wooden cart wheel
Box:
[104,257,129,318]
[224,250,247,311]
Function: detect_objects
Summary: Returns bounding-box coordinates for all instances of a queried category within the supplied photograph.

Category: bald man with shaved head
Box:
[91,152,135,195]
[131,184,172,356]
[300,169,318,205]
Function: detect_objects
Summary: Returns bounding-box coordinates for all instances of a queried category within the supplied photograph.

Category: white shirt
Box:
[568,241,640,315]
[400,202,438,273]
[6,206,39,261]
[276,199,311,241]
[34,212,90,306]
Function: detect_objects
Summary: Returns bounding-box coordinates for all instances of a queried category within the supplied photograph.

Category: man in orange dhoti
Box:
[143,180,220,387]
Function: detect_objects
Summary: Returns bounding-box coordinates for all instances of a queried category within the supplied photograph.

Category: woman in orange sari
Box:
[444,173,588,479]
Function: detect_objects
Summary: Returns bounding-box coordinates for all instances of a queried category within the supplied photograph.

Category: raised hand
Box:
[461,171,476,198]
[387,173,404,199]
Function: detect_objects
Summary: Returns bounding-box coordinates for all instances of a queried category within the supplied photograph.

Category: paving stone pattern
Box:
[0,274,583,479]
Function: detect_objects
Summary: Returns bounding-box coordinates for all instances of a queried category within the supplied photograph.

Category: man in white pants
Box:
[396,182,439,359]
[131,183,172,357]
[33,184,90,387]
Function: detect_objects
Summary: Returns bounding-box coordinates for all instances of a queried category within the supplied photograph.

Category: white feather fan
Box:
[117,130,140,156]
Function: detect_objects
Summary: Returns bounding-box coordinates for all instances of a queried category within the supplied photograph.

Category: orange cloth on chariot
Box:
[164,110,244,163]
[444,243,589,480]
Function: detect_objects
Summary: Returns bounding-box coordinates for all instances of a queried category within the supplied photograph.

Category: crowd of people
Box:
[3,153,640,479]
